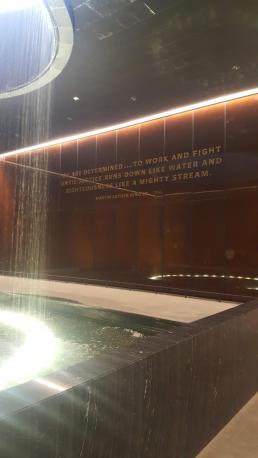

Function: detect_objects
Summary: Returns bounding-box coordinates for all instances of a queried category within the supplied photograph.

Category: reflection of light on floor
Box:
[0,311,57,390]
[150,274,258,282]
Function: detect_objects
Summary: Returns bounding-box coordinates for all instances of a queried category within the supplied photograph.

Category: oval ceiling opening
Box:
[0,0,73,99]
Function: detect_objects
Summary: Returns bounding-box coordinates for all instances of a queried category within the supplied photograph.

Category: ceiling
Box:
[1,0,258,151]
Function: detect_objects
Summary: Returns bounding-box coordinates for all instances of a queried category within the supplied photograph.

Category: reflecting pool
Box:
[0,292,154,392]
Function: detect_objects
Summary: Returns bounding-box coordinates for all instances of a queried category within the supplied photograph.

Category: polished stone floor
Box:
[0,275,239,323]
[198,394,258,457]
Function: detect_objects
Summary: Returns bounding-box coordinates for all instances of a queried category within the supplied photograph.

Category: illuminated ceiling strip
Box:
[1,86,258,158]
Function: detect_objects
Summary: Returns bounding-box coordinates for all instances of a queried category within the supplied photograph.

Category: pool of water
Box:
[0,292,159,392]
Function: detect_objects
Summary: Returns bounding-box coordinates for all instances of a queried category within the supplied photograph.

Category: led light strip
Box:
[1,87,258,158]
[150,274,258,281]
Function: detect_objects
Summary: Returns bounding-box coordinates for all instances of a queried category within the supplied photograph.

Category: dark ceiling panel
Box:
[1,0,258,152]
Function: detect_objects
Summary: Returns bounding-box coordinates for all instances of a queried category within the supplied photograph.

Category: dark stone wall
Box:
[1,301,257,458]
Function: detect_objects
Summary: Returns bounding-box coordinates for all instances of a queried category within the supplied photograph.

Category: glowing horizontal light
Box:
[149,274,258,281]
[0,311,57,391]
[0,0,41,12]
[1,86,258,158]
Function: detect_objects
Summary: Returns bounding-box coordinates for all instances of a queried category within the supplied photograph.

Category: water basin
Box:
[0,292,167,392]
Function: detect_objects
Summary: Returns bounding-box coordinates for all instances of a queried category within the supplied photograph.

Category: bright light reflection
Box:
[1,87,258,158]
[35,377,68,393]
[149,274,258,281]
[0,311,57,391]
[0,0,41,12]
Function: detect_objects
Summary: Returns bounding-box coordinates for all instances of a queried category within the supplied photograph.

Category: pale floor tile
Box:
[197,394,258,458]
[0,275,239,323]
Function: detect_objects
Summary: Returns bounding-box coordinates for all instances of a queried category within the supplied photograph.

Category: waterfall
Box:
[0,1,54,313]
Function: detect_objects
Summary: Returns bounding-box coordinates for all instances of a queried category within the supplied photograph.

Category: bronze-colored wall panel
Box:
[191,199,225,270]
[137,201,162,276]
[165,112,193,153]
[78,137,96,169]
[139,119,164,160]
[117,126,139,164]
[0,164,14,270]
[96,132,116,167]
[224,193,258,271]
[227,96,258,153]
[163,201,192,270]
[94,206,115,269]
[47,145,61,173]
[2,95,258,295]
[113,204,137,271]
[61,141,78,173]
[194,104,224,149]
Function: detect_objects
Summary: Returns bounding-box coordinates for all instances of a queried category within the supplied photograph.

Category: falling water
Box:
[11,88,51,314]
[0,1,56,314]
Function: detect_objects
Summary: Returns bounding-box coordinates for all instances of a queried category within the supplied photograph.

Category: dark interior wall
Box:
[0,165,14,270]
[51,191,258,275]
[1,94,258,295]
[47,95,258,285]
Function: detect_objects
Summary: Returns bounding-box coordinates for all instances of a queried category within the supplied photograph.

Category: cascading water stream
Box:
[0,1,54,314]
